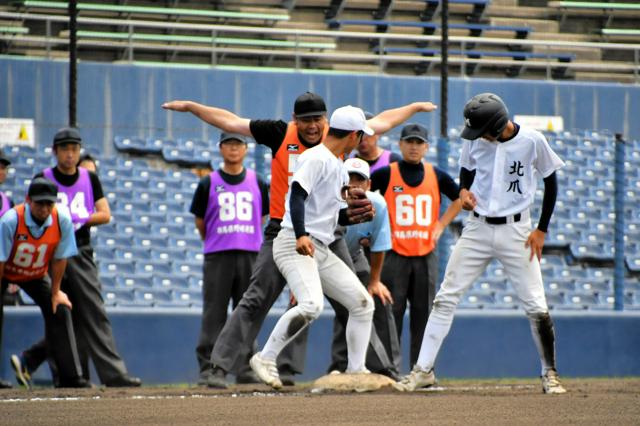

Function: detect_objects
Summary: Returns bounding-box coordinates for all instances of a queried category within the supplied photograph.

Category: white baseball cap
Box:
[330,105,375,136]
[344,157,370,179]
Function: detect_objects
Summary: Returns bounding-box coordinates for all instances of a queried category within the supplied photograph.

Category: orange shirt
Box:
[269,122,329,220]
[384,162,441,256]
[4,204,61,283]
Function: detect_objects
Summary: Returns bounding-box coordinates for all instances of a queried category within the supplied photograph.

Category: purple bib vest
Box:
[369,150,392,174]
[43,167,95,230]
[204,169,263,254]
[0,192,10,217]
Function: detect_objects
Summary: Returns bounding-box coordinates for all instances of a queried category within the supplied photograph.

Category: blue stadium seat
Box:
[103,289,135,307]
[170,290,203,308]
[116,222,153,236]
[151,248,187,262]
[99,259,136,275]
[132,289,172,307]
[94,245,117,261]
[135,261,173,275]
[115,247,151,261]
[188,276,204,289]
[474,278,508,292]
[459,292,495,309]
[493,291,520,310]
[134,236,169,248]
[545,292,566,310]
[168,236,201,251]
[172,261,201,276]
[151,223,186,236]
[139,213,167,225]
[114,136,147,154]
[546,278,575,293]
[96,235,134,247]
[116,275,154,289]
[575,278,611,293]
[565,292,599,309]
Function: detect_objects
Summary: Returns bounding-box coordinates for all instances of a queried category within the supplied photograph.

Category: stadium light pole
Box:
[69,0,78,128]
[613,133,626,311]
[437,0,450,282]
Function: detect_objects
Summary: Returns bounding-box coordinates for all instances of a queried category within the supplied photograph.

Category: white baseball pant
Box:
[261,228,374,373]
[416,211,552,372]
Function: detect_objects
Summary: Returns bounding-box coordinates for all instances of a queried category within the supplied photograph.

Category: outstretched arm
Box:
[162,100,252,136]
[367,102,437,135]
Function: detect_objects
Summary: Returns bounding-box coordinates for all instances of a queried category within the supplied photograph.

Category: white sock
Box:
[415,308,455,371]
[345,315,372,372]
[261,306,309,362]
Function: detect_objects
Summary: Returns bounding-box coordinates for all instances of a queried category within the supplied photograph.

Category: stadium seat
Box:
[116,275,154,289]
[459,292,496,309]
[135,261,173,275]
[103,289,135,307]
[132,289,172,307]
[151,248,187,262]
[99,260,136,275]
[492,292,520,310]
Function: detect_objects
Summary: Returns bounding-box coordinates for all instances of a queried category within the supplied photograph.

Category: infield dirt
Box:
[1,377,638,425]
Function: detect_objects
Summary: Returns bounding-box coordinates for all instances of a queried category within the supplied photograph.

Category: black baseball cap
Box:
[294,92,327,118]
[400,123,429,143]
[28,178,58,203]
[0,149,11,166]
[53,127,82,147]
[219,132,248,145]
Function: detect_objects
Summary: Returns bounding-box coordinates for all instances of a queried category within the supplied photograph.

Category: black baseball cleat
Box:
[0,379,13,389]
[58,377,92,388]
[236,371,261,385]
[207,367,228,389]
[104,375,142,387]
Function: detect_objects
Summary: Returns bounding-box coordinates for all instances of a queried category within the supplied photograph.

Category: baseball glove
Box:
[342,186,375,224]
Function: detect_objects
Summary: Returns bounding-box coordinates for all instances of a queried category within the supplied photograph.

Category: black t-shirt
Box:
[190,168,270,218]
[34,167,104,247]
[249,119,318,155]
[370,160,460,202]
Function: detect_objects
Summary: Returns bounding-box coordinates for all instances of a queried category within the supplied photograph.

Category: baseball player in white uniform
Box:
[250,106,376,389]
[395,93,567,394]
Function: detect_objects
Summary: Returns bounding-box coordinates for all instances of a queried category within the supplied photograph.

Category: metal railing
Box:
[1,11,639,81]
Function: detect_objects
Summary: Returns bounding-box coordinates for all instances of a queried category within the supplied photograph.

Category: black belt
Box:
[473,211,521,225]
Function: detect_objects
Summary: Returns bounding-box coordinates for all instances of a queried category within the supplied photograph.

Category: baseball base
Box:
[311,373,396,393]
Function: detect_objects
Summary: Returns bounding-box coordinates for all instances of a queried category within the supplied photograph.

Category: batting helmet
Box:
[461,93,509,140]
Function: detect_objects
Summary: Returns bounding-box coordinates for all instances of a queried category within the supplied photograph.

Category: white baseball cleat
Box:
[250,353,283,390]
[345,367,371,375]
[541,368,567,394]
[393,366,436,392]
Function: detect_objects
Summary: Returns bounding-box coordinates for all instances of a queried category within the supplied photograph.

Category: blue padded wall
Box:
[1,58,640,153]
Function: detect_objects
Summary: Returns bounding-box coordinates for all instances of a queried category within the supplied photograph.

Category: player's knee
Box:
[297,297,324,320]
[349,292,374,320]
[431,296,457,317]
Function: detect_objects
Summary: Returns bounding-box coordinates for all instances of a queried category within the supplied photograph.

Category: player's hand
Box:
[296,235,315,257]
[161,100,191,112]
[289,291,297,307]
[525,229,546,261]
[432,221,444,242]
[343,186,375,223]
[51,290,72,314]
[368,280,393,305]
[459,189,477,211]
[414,102,438,113]
[359,237,371,248]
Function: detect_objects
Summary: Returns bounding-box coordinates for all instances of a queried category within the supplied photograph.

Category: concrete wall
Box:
[1,308,638,385]
[1,57,639,155]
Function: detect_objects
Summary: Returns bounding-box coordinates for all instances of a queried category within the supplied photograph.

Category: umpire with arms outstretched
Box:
[12,128,140,388]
